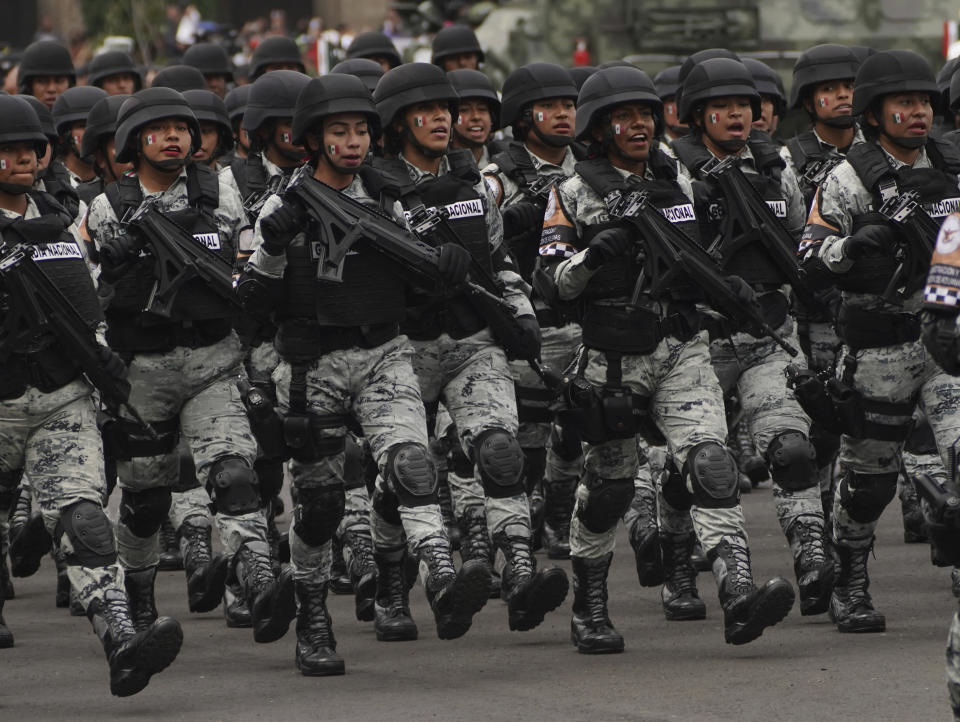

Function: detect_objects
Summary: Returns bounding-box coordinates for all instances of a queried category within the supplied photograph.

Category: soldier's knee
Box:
[684,441,739,509]
[522,446,546,494]
[207,456,260,515]
[473,429,525,499]
[119,487,172,538]
[293,484,345,547]
[254,457,284,501]
[661,460,693,511]
[577,474,634,533]
[838,470,898,523]
[56,500,117,567]
[765,431,818,491]
[384,443,438,507]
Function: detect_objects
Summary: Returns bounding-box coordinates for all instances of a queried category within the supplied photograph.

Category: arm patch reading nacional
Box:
[538,186,577,258]
[798,193,839,258]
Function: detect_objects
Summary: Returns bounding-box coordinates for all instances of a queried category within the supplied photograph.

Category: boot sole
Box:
[509,567,569,632]
[111,617,183,697]
[375,624,418,642]
[570,621,625,653]
[252,569,296,644]
[297,651,346,676]
[829,604,886,633]
[726,582,795,646]
[187,555,229,613]
[664,601,707,621]
[436,560,491,640]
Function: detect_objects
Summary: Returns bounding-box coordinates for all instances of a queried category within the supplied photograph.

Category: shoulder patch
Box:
[539,186,577,258]
[484,173,504,206]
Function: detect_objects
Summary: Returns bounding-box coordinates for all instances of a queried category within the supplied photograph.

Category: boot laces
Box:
[664,533,697,594]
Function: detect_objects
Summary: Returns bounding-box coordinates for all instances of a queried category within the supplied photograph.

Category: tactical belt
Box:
[105,317,233,353]
[582,306,698,355]
[0,345,82,400]
[516,384,556,423]
[837,305,920,350]
[535,306,571,329]
[278,321,399,361]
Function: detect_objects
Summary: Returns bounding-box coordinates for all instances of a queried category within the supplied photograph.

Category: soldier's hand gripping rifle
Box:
[610,188,798,357]
[122,200,242,319]
[280,166,558,388]
[0,242,155,437]
[877,190,939,301]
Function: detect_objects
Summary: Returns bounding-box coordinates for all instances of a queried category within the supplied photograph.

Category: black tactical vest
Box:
[42,161,80,221]
[76,176,105,207]
[842,138,960,295]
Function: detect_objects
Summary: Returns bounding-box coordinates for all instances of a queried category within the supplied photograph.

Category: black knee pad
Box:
[661,459,693,511]
[254,457,284,501]
[810,424,841,470]
[522,447,547,495]
[448,442,473,478]
[119,487,172,538]
[293,485,345,547]
[684,441,739,509]
[473,428,525,499]
[56,500,117,567]
[577,475,635,534]
[372,486,402,525]
[385,443,438,508]
[207,456,260,515]
[838,470,898,524]
[550,420,583,462]
[765,431,818,491]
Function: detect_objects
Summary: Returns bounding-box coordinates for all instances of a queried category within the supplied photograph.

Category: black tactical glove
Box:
[584,227,633,270]
[843,224,896,260]
[236,271,282,321]
[260,198,307,255]
[509,314,542,361]
[96,344,128,382]
[437,243,472,285]
[98,232,140,283]
[922,309,960,376]
[722,274,758,306]
[501,202,543,246]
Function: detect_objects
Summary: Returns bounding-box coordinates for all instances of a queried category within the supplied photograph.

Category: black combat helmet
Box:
[675,48,740,111]
[0,95,49,158]
[114,87,201,163]
[852,49,938,117]
[87,50,144,91]
[575,65,662,141]
[743,58,786,117]
[447,68,500,129]
[17,40,76,94]
[183,88,234,153]
[242,69,311,133]
[182,42,234,81]
[653,65,682,100]
[678,57,760,124]
[789,44,859,109]
[52,86,108,138]
[20,94,57,144]
[151,64,207,92]
[331,58,385,95]
[373,62,459,128]
[80,94,129,162]
[292,74,381,145]
[225,84,252,125]
[938,57,960,113]
[500,62,578,129]
[249,36,305,80]
[431,25,484,66]
[569,66,598,92]
[345,31,402,69]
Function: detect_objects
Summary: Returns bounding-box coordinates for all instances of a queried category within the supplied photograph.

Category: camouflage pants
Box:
[804,319,841,375]
[948,610,960,721]
[569,332,740,558]
[711,320,819,540]
[0,379,124,610]
[273,335,445,580]
[116,332,262,569]
[411,329,528,539]
[834,339,960,548]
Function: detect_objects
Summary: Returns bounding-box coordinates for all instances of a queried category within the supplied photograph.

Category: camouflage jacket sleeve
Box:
[245,193,288,279]
[780,160,808,236]
[801,160,866,274]
[479,177,534,318]
[539,180,593,301]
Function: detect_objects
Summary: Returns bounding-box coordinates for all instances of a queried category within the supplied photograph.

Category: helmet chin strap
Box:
[270,139,306,165]
[142,155,188,172]
[403,124,446,159]
[821,114,856,129]
[878,115,927,150]
[318,148,355,177]
[666,124,691,137]
[452,127,485,150]
[704,126,747,153]
[0,181,32,195]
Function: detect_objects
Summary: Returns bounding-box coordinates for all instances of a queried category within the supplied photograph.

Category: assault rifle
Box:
[122,201,242,319]
[877,190,939,301]
[609,188,798,357]
[0,242,155,436]
[700,155,806,289]
[797,155,843,203]
[280,166,558,386]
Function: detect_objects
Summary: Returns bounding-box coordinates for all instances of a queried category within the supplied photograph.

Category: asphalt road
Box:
[1,484,955,722]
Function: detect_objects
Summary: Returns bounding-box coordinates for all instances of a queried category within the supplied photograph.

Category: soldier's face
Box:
[312,113,371,171]
[100,72,136,96]
[752,96,778,134]
[0,141,39,187]
[138,117,192,165]
[662,96,687,131]
[193,121,221,164]
[604,102,656,162]
[401,101,451,154]
[205,74,228,99]
[271,118,304,156]
[368,56,395,73]
[530,98,575,138]
[455,99,492,145]
[807,80,854,121]
[31,75,70,108]
[441,53,480,71]
[699,96,752,144]
[870,92,933,140]
[96,138,132,180]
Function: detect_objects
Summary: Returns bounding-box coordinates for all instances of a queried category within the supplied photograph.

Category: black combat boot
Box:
[125,566,159,632]
[570,553,624,654]
[437,475,461,551]
[734,423,769,488]
[419,536,490,640]
[627,486,664,587]
[236,541,296,643]
[0,547,13,600]
[494,528,569,631]
[899,477,927,544]
[710,536,795,645]
[457,505,500,599]
[157,518,183,571]
[542,479,576,560]
[87,588,182,697]
[373,548,418,641]
[222,558,252,628]
[342,526,377,622]
[660,531,706,621]
[9,492,51,578]
[329,536,353,595]
[54,548,70,608]
[785,516,834,616]
[294,579,345,676]
[179,517,228,613]
[0,595,13,648]
[829,540,885,633]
